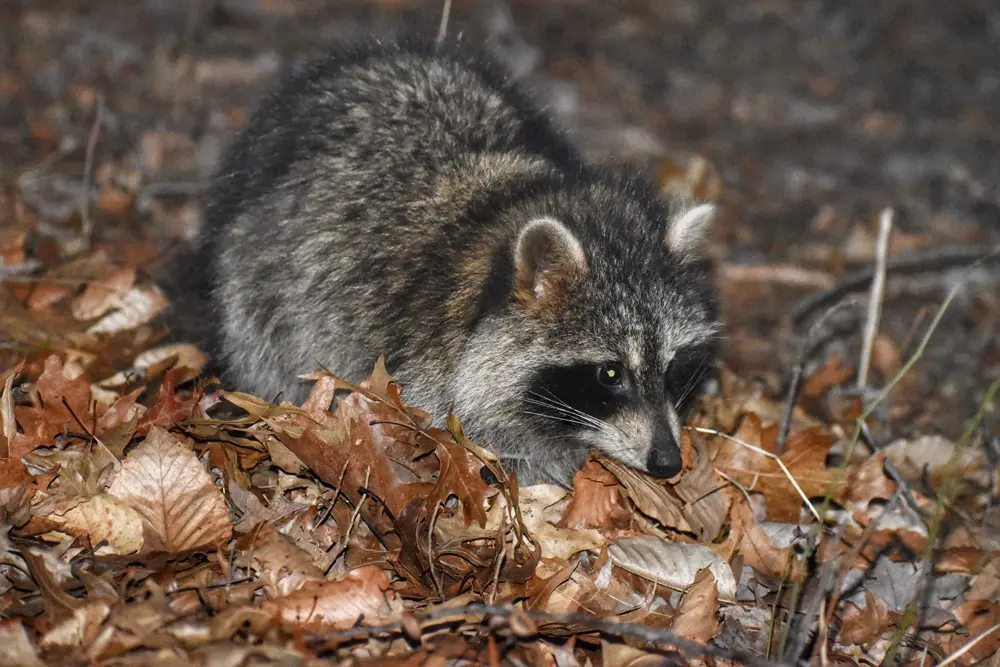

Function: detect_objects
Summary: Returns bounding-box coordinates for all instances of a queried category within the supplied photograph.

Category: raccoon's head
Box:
[455,184,719,485]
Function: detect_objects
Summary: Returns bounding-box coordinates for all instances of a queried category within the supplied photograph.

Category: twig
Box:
[80,95,105,247]
[435,0,453,46]
[719,263,835,289]
[857,208,893,390]
[777,300,860,453]
[325,467,370,575]
[791,243,1000,325]
[314,602,792,667]
[428,501,445,600]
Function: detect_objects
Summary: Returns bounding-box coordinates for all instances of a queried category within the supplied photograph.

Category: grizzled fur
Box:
[175,36,720,485]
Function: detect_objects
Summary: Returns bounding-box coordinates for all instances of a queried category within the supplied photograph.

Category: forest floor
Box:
[1,1,998,665]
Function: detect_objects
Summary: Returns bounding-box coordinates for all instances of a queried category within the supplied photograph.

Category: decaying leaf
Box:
[597,454,691,532]
[47,493,144,555]
[0,620,45,667]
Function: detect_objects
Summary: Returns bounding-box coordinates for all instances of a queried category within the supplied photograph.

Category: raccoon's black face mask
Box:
[523,341,716,479]
[508,204,719,480]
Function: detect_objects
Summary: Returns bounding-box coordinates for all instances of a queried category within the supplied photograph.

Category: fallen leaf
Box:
[48,494,144,555]
[39,600,111,649]
[608,536,736,601]
[671,568,720,643]
[107,426,232,552]
[0,620,45,667]
[597,454,691,532]
[519,485,606,561]
[261,565,391,631]
[559,459,627,531]
[86,284,168,335]
[70,267,136,321]
[838,590,892,645]
[133,344,207,374]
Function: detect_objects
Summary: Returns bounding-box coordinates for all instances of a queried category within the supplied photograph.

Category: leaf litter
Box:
[1,87,998,667]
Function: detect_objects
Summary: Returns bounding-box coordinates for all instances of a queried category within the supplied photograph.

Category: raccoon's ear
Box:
[667,203,716,258]
[513,217,587,306]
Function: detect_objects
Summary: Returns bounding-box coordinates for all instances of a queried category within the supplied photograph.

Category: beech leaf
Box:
[107,426,232,552]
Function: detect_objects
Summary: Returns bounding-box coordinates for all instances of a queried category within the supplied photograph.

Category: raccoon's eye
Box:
[596,363,626,388]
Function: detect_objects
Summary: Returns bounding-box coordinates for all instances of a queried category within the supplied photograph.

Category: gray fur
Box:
[179,35,721,486]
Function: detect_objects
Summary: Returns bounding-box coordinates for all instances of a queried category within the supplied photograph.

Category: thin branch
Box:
[313,602,793,667]
[791,243,1000,325]
[777,299,860,453]
[435,0,453,46]
[857,208,893,390]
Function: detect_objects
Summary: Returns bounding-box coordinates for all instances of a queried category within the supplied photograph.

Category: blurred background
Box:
[2,0,998,439]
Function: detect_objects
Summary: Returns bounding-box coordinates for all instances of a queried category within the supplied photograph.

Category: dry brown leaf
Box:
[70,267,136,321]
[713,412,837,522]
[519,484,606,561]
[261,565,391,631]
[597,454,691,532]
[946,599,1000,661]
[133,344,208,374]
[672,436,731,541]
[39,600,111,650]
[671,568,720,643]
[107,426,232,552]
[48,494,144,555]
[837,590,891,645]
[602,640,671,667]
[0,620,45,667]
[608,536,736,600]
[729,497,808,582]
[238,522,324,598]
[800,354,855,399]
[559,459,627,531]
[26,283,74,312]
[86,284,168,335]
[425,435,491,528]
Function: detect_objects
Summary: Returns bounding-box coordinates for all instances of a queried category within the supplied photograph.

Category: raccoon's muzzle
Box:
[647,421,683,478]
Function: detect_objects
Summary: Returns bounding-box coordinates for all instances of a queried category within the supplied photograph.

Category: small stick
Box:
[857,208,893,390]
[80,95,106,248]
[435,0,453,46]
[776,299,860,454]
[791,243,1000,325]
[314,602,793,667]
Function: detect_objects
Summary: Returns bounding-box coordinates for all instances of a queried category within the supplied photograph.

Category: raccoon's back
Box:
[182,36,579,400]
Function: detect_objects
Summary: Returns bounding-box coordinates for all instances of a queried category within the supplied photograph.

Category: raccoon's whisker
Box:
[675,361,711,406]
[519,410,599,432]
[532,390,631,441]
[523,394,610,433]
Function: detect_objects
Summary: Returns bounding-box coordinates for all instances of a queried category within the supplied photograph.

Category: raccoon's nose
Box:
[646,434,682,478]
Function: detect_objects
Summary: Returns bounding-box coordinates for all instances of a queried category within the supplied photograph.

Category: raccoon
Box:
[176,35,721,485]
